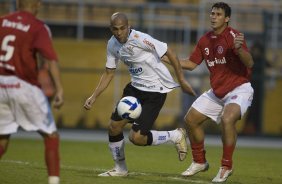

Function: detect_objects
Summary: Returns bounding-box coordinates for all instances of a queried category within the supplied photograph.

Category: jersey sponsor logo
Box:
[217,46,224,54]
[129,67,143,75]
[131,82,156,89]
[206,57,227,67]
[143,38,155,49]
[0,83,20,88]
[2,19,30,32]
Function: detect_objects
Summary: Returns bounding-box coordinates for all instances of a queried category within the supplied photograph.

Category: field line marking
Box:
[1,159,209,183]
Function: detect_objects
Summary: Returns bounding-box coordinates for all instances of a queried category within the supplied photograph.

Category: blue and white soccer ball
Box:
[117,96,142,120]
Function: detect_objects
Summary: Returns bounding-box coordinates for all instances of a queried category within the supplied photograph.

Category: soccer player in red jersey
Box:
[0,1,63,184]
[178,2,254,182]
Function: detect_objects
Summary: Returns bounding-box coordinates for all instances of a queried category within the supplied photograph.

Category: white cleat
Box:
[212,167,233,183]
[174,128,188,161]
[181,161,209,176]
[98,169,128,177]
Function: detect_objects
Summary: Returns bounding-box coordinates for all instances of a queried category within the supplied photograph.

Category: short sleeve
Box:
[33,24,58,61]
[189,43,203,65]
[105,42,119,69]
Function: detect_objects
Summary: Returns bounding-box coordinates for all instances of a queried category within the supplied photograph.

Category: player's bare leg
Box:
[99,119,128,177]
[182,108,209,176]
[0,135,10,158]
[39,131,60,184]
[212,103,240,182]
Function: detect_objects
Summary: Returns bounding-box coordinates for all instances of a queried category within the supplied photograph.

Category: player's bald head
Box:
[110,12,128,26]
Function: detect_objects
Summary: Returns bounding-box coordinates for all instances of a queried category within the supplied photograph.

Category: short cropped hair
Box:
[212,2,231,18]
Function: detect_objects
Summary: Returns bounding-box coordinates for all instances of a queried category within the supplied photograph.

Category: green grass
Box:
[0,139,281,184]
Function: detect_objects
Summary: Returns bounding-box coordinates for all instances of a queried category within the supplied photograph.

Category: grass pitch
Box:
[0,138,281,184]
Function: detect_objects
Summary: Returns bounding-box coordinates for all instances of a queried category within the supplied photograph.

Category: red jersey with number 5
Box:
[189,27,252,98]
[0,11,57,86]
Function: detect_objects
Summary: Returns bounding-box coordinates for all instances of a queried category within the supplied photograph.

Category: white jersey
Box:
[106,29,179,93]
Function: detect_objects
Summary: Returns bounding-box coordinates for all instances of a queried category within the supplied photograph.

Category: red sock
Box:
[191,141,206,164]
[44,136,60,176]
[221,144,235,169]
[0,145,5,158]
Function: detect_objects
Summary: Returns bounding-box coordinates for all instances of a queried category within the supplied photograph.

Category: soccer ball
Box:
[117,96,142,120]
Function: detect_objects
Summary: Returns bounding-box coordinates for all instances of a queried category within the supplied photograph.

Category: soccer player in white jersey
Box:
[84,12,196,176]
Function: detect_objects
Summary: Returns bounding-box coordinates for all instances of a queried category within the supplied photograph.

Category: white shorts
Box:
[0,76,57,134]
[192,82,254,124]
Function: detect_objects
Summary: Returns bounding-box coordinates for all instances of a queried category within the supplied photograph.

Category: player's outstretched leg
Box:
[148,128,188,161]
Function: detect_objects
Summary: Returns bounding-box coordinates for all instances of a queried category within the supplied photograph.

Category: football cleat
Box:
[98,169,128,177]
[174,128,188,161]
[181,161,209,176]
[212,166,233,183]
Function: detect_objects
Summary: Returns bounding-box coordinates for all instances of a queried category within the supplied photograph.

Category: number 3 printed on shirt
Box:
[0,35,16,62]
[204,48,209,55]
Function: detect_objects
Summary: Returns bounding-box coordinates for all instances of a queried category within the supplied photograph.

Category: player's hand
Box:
[179,79,197,96]
[53,90,64,109]
[84,96,95,110]
[234,33,244,50]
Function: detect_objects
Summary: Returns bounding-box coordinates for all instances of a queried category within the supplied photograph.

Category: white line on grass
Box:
[1,159,210,183]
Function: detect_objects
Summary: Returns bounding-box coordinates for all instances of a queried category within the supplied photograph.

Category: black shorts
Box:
[111,83,167,135]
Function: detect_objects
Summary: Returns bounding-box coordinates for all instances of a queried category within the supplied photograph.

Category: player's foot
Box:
[181,161,209,176]
[174,128,188,161]
[212,166,233,183]
[98,169,128,177]
[48,176,60,184]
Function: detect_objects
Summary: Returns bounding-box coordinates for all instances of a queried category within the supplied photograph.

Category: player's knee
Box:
[184,113,195,127]
[221,115,236,127]
[108,123,123,135]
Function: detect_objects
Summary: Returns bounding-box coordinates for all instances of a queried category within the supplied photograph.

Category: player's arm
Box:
[162,56,198,71]
[164,47,196,96]
[234,33,254,68]
[48,59,64,108]
[84,68,115,110]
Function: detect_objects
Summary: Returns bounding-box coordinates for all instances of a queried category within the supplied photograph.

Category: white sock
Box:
[109,139,127,171]
[150,129,181,145]
[48,176,59,184]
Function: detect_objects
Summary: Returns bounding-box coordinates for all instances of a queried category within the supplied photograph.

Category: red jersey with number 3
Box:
[189,26,252,98]
[0,11,57,86]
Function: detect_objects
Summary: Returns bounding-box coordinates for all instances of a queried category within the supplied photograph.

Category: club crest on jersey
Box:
[217,46,224,54]
[126,46,134,56]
